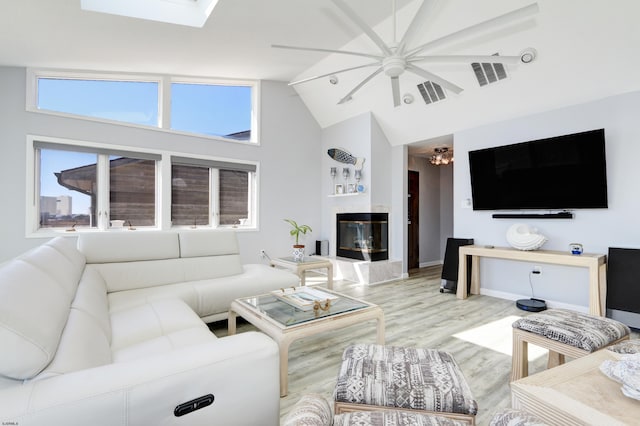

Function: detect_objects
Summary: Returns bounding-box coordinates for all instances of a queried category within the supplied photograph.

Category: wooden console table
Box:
[511,349,639,425]
[457,245,607,316]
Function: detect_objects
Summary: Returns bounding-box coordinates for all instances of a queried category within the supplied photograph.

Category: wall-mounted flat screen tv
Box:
[468,129,608,210]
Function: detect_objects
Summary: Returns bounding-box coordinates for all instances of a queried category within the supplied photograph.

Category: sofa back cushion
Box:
[178,229,240,257]
[87,259,186,293]
[79,230,244,293]
[34,267,112,380]
[179,229,243,278]
[0,238,85,379]
[78,232,179,264]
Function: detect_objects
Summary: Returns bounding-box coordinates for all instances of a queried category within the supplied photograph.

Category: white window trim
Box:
[26,135,260,238]
[26,68,261,145]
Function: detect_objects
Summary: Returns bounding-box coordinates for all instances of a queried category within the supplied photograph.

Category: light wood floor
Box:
[209,266,637,425]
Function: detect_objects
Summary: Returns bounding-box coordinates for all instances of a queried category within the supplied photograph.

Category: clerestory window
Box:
[27,69,259,144]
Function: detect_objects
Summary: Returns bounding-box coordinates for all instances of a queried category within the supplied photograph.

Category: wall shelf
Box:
[328,193,362,198]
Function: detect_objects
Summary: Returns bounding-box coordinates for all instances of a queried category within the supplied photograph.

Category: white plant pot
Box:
[292,245,305,261]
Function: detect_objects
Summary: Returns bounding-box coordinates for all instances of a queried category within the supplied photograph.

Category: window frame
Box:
[26,68,261,145]
[26,135,259,238]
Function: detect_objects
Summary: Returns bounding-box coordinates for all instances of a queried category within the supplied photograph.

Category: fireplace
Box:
[336,213,388,261]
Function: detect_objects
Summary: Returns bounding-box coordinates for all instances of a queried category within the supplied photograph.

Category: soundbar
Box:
[492,212,573,219]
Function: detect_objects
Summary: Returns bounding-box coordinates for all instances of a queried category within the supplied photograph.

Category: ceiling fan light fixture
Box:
[520,48,537,64]
[383,56,407,77]
[430,147,454,166]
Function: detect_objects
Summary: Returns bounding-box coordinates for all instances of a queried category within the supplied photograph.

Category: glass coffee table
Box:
[228,287,384,396]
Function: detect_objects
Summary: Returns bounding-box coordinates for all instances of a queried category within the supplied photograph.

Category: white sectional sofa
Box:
[0,230,300,425]
[77,229,299,322]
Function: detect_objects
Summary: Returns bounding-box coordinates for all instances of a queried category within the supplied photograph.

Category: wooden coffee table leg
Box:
[278,337,294,397]
[228,309,237,335]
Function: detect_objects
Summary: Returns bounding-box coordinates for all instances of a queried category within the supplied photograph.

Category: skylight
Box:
[81,0,219,27]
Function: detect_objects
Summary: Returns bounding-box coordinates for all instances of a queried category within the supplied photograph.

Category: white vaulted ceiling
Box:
[1,0,640,146]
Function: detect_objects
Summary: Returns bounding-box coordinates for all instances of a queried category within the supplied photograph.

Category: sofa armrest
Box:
[0,332,279,426]
[283,394,333,426]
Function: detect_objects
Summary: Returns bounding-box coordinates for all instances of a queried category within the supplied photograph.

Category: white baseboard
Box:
[419,260,443,268]
[479,289,589,313]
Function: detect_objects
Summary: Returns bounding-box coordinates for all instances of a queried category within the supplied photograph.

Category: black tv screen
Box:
[469,129,608,210]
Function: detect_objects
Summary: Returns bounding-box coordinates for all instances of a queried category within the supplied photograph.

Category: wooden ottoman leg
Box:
[511,328,528,382]
[547,350,565,369]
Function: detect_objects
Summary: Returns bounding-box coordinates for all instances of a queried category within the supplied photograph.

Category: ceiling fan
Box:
[273,0,539,107]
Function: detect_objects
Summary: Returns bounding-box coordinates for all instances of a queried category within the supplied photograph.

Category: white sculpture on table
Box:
[506,223,547,251]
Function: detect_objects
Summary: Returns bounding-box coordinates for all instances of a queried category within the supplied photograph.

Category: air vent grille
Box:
[471,54,508,86]
[417,81,446,105]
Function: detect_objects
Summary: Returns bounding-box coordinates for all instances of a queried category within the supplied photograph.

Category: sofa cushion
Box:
[73,267,112,340]
[178,229,240,257]
[78,232,179,263]
[33,307,112,380]
[20,238,86,300]
[86,259,187,293]
[0,238,86,380]
[105,263,299,319]
[110,299,212,361]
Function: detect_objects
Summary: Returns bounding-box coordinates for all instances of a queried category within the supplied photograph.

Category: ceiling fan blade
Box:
[289,62,380,86]
[398,0,438,54]
[406,64,463,94]
[406,3,539,57]
[409,54,521,65]
[272,44,383,60]
[331,0,392,56]
[337,67,384,104]
[391,76,401,107]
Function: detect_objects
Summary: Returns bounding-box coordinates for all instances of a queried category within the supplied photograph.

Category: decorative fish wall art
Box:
[327,148,365,170]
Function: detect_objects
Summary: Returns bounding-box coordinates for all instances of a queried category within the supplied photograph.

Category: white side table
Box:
[270,256,333,289]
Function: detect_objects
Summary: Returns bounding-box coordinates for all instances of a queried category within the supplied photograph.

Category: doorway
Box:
[408,170,419,269]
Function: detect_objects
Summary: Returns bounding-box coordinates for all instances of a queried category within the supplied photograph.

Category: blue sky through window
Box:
[171,83,251,138]
[40,149,94,215]
[38,78,159,126]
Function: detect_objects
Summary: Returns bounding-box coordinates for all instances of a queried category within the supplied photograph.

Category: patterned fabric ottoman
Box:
[607,339,640,354]
[334,344,478,425]
[511,309,630,381]
[488,408,549,426]
[334,411,470,426]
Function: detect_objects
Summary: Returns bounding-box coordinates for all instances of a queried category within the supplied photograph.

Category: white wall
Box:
[454,90,640,310]
[320,112,401,262]
[0,66,323,263]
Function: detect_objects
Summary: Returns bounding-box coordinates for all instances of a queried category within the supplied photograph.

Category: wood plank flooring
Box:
[209,266,638,425]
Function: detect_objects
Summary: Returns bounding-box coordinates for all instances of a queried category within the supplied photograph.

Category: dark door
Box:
[408,170,419,269]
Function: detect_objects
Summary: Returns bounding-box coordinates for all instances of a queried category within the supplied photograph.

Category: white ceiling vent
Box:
[471,54,508,86]
[417,81,446,105]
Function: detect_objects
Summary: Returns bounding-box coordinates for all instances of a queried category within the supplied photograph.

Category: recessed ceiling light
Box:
[81,0,219,27]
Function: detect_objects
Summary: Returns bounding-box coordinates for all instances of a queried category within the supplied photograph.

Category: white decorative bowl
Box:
[506,223,547,251]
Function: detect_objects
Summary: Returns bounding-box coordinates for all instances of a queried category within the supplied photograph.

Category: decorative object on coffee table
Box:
[506,223,547,251]
[284,218,312,261]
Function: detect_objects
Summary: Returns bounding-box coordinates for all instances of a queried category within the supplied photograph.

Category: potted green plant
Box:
[284,219,312,261]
